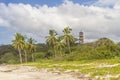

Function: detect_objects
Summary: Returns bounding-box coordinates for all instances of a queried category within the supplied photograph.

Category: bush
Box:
[0,52,19,64]
[44,50,53,58]
[35,52,45,59]
[63,44,120,61]
[8,59,18,64]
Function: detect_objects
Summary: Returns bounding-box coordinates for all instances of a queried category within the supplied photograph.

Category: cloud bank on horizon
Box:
[0,0,120,44]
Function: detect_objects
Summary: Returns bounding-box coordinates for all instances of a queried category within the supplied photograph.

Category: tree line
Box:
[12,33,36,64]
[12,27,75,63]
[46,27,75,56]
[1,27,120,64]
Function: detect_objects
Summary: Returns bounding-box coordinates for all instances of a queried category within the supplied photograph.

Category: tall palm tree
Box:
[55,37,65,56]
[23,41,29,63]
[62,27,74,53]
[46,30,57,56]
[28,38,36,62]
[30,45,36,62]
[12,33,25,64]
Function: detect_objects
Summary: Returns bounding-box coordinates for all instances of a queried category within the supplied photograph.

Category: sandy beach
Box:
[0,65,92,80]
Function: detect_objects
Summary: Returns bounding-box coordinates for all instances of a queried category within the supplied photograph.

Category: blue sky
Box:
[0,0,120,44]
[0,27,13,44]
[0,0,98,6]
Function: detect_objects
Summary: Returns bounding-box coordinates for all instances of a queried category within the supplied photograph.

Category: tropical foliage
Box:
[62,27,74,53]
[28,38,37,62]
[46,30,57,56]
[0,27,120,64]
[12,33,25,64]
[12,33,37,63]
[46,27,75,58]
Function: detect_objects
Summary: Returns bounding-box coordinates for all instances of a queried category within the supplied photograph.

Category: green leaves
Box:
[12,33,37,63]
[63,26,72,34]
[12,33,25,50]
[46,27,75,57]
[12,33,25,64]
[62,27,75,53]
[46,29,57,47]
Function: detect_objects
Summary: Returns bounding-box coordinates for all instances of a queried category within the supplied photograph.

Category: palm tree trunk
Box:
[18,48,22,64]
[59,48,61,56]
[24,50,27,63]
[53,47,56,57]
[67,38,71,53]
[32,53,34,62]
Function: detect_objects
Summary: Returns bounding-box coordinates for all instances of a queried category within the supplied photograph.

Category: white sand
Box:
[0,65,92,80]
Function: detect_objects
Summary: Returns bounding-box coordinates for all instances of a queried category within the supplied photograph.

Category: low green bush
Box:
[0,52,19,64]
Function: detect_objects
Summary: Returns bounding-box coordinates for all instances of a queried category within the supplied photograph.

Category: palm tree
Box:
[23,41,29,63]
[30,45,36,62]
[12,33,25,64]
[28,38,36,62]
[55,37,65,56]
[62,27,74,53]
[46,30,57,56]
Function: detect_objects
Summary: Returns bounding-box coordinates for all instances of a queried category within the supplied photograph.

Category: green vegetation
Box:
[46,27,74,57]
[25,58,120,80]
[27,38,37,62]
[0,27,120,79]
[1,27,120,64]
[12,33,25,64]
[62,27,74,53]
[46,29,57,56]
[12,33,37,63]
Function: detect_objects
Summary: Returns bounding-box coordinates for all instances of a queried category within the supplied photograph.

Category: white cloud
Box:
[0,0,120,43]
[95,0,120,7]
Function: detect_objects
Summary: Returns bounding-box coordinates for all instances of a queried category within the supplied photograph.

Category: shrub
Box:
[0,52,19,64]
